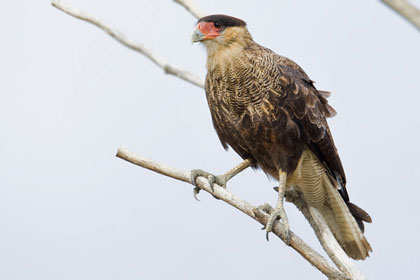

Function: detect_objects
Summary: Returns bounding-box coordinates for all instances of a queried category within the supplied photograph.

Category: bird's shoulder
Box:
[246,44,337,119]
[243,44,346,186]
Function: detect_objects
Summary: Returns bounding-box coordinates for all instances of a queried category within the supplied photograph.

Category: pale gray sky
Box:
[1,0,420,279]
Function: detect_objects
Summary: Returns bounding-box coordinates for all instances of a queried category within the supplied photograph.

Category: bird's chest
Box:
[205,66,263,122]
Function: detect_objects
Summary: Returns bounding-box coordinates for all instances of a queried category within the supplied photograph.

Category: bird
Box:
[190,14,372,260]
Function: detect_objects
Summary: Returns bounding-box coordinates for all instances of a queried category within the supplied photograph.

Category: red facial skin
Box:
[197,22,221,40]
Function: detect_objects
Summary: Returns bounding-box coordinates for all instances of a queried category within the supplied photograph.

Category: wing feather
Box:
[268,55,347,190]
[278,60,348,192]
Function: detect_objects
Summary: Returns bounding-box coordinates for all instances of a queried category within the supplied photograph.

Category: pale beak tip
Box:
[191,29,204,43]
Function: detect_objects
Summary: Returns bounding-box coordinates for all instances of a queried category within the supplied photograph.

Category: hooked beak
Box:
[191,22,220,43]
[191,29,205,43]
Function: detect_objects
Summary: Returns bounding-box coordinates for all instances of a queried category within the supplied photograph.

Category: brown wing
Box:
[272,55,373,227]
[274,56,349,199]
[233,48,348,197]
[205,45,346,195]
[205,44,369,229]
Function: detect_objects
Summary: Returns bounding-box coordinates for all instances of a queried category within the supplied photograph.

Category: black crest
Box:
[198,14,246,28]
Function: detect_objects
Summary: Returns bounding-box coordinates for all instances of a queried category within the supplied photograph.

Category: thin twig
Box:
[381,0,420,31]
[173,0,206,19]
[116,147,348,280]
[51,0,204,88]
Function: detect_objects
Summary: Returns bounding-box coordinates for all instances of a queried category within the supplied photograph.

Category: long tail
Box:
[320,179,372,260]
[288,148,372,260]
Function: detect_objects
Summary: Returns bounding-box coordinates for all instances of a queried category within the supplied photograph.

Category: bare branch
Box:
[50,0,204,88]
[173,0,206,19]
[309,208,365,279]
[286,191,365,280]
[116,147,349,280]
[381,0,420,31]
[52,0,367,278]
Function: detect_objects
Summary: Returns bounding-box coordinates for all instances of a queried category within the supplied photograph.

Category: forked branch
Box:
[116,147,347,280]
[52,0,368,278]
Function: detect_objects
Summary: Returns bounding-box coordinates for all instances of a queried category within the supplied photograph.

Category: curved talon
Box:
[191,171,199,186]
[193,187,201,201]
[265,207,289,242]
[256,204,273,238]
[207,175,215,191]
[190,169,227,193]
[266,228,291,243]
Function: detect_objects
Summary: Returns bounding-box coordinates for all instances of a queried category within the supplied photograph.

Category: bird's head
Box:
[192,14,252,53]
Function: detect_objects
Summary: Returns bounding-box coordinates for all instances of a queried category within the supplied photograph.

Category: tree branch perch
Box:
[116,147,350,280]
[285,191,365,279]
[52,0,370,278]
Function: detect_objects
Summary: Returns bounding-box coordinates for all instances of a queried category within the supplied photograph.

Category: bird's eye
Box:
[214,22,222,28]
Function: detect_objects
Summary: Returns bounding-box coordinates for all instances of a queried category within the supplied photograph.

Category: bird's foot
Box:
[257,203,274,218]
[191,169,227,200]
[258,203,290,244]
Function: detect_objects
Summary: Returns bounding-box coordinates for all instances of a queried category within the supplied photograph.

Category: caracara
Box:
[191,14,372,260]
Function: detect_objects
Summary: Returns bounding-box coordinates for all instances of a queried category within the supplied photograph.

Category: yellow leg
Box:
[265,170,290,242]
[191,159,253,200]
[221,158,253,183]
